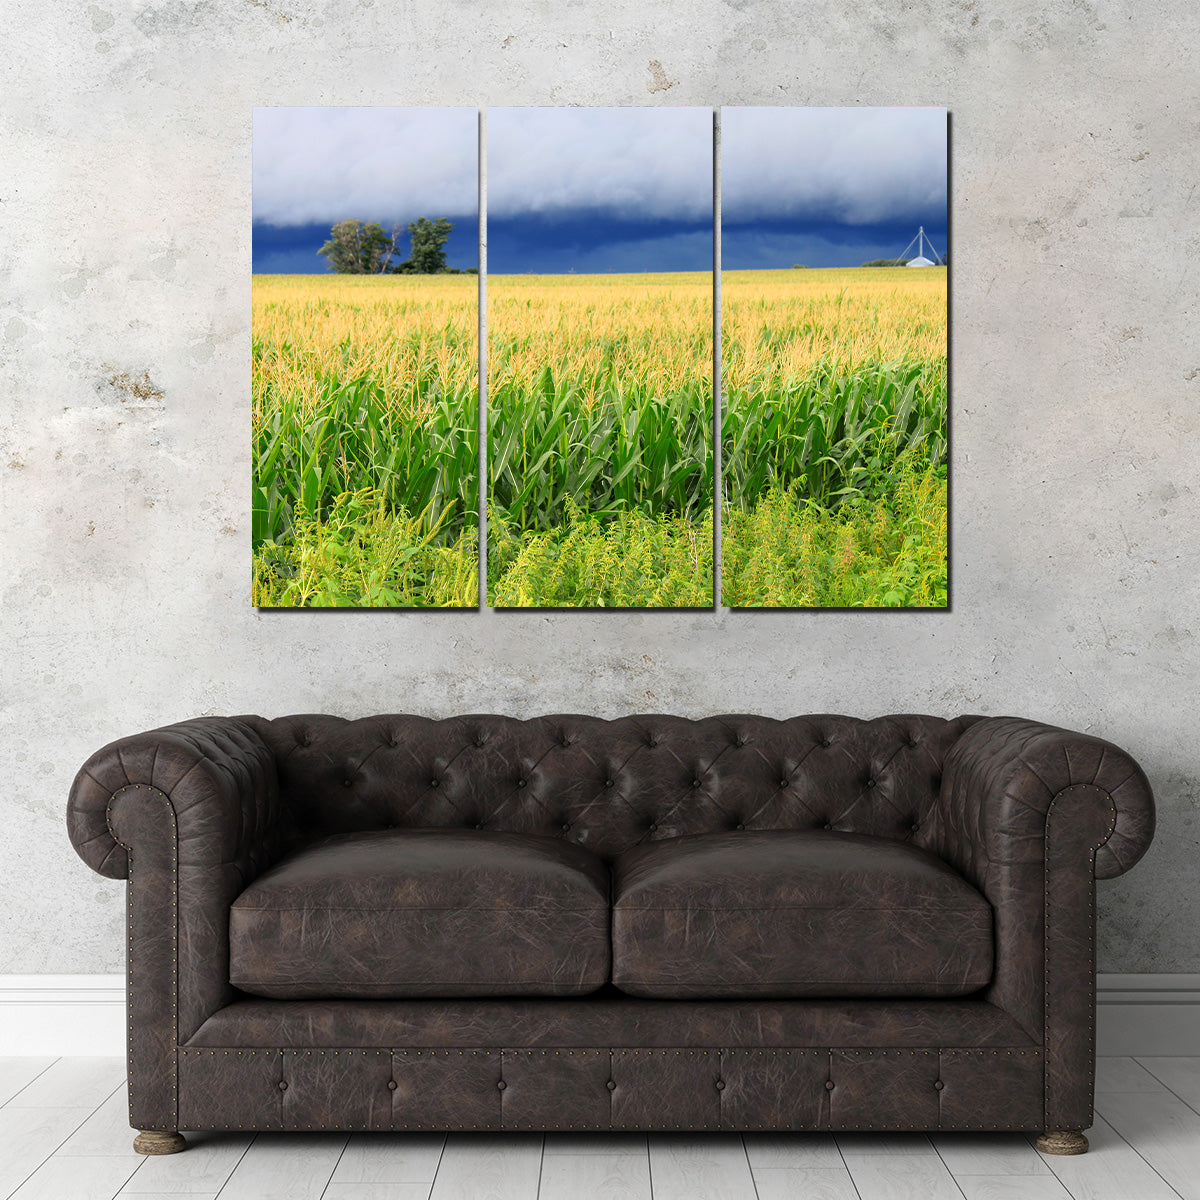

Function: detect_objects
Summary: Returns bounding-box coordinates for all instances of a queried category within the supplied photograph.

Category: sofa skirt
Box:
[169,996,1047,1133]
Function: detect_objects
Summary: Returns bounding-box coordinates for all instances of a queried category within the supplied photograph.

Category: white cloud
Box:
[487,107,714,221]
[721,107,947,225]
[253,107,478,226]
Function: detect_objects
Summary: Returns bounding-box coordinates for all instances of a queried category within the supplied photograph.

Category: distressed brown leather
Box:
[230,829,610,999]
[933,717,1155,1132]
[612,831,992,999]
[188,993,1035,1049]
[66,712,1154,1139]
[173,1044,1045,1132]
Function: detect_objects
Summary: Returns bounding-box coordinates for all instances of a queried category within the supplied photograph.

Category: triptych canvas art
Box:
[252,106,947,609]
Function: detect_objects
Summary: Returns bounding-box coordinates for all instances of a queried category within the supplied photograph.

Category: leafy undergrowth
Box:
[488,502,713,608]
[252,489,478,608]
[721,459,947,608]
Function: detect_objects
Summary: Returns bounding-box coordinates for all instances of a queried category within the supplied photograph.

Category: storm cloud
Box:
[253,107,478,226]
[486,107,713,222]
[722,107,947,226]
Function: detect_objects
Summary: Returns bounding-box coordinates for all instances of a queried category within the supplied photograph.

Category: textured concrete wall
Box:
[3,0,1197,975]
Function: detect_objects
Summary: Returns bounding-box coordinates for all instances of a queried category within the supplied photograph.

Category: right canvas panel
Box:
[720,107,948,608]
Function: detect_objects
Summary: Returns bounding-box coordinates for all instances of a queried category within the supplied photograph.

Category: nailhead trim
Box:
[1043,784,1117,1130]
[107,784,178,1134]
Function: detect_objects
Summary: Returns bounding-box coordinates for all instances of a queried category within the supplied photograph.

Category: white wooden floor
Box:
[1,1057,1198,1199]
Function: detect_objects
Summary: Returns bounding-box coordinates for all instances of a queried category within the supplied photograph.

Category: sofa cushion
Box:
[611,830,993,999]
[229,829,611,999]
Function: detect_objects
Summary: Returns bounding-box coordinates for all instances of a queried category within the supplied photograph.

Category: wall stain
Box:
[646,59,677,93]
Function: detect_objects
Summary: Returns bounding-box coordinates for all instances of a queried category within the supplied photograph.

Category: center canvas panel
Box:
[486,107,714,609]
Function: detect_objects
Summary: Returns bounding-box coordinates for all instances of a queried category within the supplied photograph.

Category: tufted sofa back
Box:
[243,713,982,861]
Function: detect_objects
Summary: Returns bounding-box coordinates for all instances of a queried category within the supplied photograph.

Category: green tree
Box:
[394,217,454,274]
[318,220,400,274]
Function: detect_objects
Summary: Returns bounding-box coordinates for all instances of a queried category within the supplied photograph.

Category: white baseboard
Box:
[2,974,1197,1058]
[0,976,126,1056]
[1096,974,1200,1056]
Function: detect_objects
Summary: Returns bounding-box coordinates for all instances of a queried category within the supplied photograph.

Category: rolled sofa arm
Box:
[66,717,287,1133]
[937,716,1155,883]
[935,716,1155,1133]
[68,716,284,881]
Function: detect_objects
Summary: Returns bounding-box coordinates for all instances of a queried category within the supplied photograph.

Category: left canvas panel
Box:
[252,107,479,608]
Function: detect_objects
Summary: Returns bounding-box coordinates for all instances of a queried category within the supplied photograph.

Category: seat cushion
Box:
[611,830,993,999]
[229,829,611,999]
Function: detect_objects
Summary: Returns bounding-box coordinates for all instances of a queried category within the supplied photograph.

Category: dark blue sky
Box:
[487,214,711,275]
[253,218,478,275]
[721,215,948,270]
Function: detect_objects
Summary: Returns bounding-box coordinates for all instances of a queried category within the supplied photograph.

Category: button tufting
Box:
[278,1081,288,1091]
[822,737,833,747]
[866,778,876,788]
[606,1080,616,1091]
[474,823,483,830]
[908,737,919,748]
[561,822,571,832]
[934,1080,944,1091]
[780,777,790,788]
[387,1080,398,1091]
[605,779,615,788]
[715,1080,726,1090]
[825,1080,835,1091]
[823,823,833,831]
[692,779,702,788]
[517,778,527,788]
[561,736,572,747]
[430,779,440,788]
[648,823,658,833]
[342,779,353,788]
[496,1081,507,1091]
[475,736,487,748]
[647,738,658,748]
[735,823,745,831]
[911,822,920,832]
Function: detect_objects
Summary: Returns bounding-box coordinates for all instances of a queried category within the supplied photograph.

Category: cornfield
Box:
[721,266,947,606]
[251,274,478,606]
[251,266,945,607]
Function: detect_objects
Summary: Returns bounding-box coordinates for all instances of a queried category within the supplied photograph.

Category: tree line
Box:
[318,218,477,275]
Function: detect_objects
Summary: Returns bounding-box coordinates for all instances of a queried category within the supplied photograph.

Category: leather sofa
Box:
[66,712,1155,1156]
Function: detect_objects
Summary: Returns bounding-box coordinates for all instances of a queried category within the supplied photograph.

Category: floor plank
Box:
[932,1133,1051,1176]
[8,1153,141,1200]
[0,1106,93,1199]
[1096,1057,1167,1094]
[1097,1089,1200,1200]
[5,1059,125,1111]
[743,1133,841,1168]
[1033,1114,1180,1200]
[842,1154,965,1200]
[323,1185,432,1200]
[954,1176,1071,1199]
[118,1131,252,1195]
[836,1133,938,1159]
[331,1135,445,1184]
[0,1060,56,1108]
[214,1133,347,1200]
[56,1087,139,1158]
[753,1166,859,1200]
[427,1136,543,1200]
[542,1134,647,1157]
[648,1136,756,1200]
[1138,1058,1200,1112]
[537,1153,650,1200]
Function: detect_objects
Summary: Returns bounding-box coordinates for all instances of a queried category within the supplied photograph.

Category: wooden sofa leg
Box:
[133,1130,187,1155]
[1036,1130,1089,1155]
